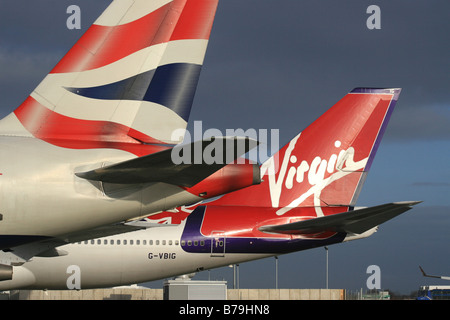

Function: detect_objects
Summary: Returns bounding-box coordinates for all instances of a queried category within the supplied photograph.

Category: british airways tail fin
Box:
[214,88,401,211]
[0,0,218,150]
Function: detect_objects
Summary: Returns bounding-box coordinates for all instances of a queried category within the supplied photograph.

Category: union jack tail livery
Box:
[0,0,218,149]
[214,88,402,214]
[0,0,265,253]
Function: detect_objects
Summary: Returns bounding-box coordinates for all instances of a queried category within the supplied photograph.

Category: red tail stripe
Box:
[51,0,217,74]
[171,0,218,41]
[14,96,166,156]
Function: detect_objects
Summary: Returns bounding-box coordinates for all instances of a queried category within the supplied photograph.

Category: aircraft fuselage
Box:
[0,136,202,249]
[0,205,351,290]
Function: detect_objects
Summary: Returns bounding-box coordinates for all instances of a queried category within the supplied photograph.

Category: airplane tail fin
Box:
[213,88,401,213]
[0,0,218,151]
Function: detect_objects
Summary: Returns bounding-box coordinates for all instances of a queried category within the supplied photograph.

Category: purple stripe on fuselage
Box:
[180,206,346,255]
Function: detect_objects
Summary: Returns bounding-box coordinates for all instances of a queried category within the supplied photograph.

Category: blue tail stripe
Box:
[65,63,202,121]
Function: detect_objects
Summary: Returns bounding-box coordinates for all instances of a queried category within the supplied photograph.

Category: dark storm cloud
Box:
[0,1,110,113]
[0,0,109,50]
[412,182,450,188]
[391,105,450,141]
[200,0,450,141]
[0,1,448,142]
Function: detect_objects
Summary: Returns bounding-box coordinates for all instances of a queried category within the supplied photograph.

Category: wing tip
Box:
[393,200,423,208]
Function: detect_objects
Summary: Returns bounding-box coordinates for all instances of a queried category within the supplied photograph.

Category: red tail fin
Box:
[213,88,401,214]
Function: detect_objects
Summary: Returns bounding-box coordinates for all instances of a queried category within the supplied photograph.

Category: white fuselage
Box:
[0,202,379,291]
[0,222,270,290]
[0,137,202,247]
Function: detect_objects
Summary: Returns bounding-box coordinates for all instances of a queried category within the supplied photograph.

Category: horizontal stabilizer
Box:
[76,137,258,187]
[259,201,421,235]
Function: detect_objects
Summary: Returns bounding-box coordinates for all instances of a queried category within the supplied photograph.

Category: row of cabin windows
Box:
[75,239,209,247]
[181,240,206,247]
[77,239,180,246]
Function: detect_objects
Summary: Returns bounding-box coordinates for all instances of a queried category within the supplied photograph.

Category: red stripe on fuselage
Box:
[199,206,345,239]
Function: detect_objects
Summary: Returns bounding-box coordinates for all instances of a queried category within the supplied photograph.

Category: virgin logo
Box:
[261,134,368,216]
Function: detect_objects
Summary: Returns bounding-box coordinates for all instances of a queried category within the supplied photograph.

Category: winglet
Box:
[419,266,450,280]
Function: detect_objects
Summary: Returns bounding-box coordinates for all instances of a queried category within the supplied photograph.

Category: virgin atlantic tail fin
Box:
[213,88,401,213]
[0,0,218,150]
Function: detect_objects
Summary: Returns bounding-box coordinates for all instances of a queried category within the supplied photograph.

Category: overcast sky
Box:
[0,0,449,295]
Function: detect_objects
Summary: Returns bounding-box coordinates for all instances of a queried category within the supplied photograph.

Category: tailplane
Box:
[0,0,218,151]
[214,88,401,214]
